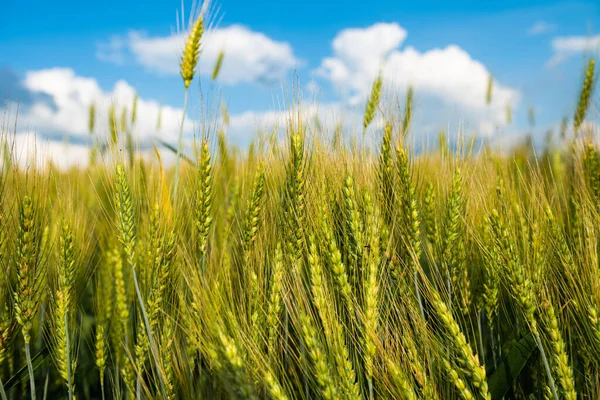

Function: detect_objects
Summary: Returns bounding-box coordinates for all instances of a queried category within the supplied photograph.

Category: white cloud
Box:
[547,34,600,66]
[527,21,557,36]
[97,25,301,85]
[4,132,91,170]
[14,67,193,142]
[315,23,520,136]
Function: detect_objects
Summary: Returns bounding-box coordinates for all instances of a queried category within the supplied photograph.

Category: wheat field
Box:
[1,9,599,400]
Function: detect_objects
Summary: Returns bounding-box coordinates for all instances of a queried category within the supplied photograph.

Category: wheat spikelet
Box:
[267,243,284,360]
[217,330,258,399]
[180,15,204,88]
[212,50,225,81]
[14,195,43,400]
[196,138,213,262]
[14,195,41,345]
[574,58,596,133]
[386,358,418,400]
[264,369,290,400]
[307,235,359,400]
[52,220,76,399]
[362,193,381,398]
[430,289,490,400]
[108,104,118,145]
[131,93,138,125]
[363,72,382,133]
[378,122,394,223]
[402,86,413,136]
[299,311,338,400]
[320,209,355,319]
[343,175,363,276]
[540,301,576,400]
[88,102,96,134]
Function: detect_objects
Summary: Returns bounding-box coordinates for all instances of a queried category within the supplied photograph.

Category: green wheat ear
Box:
[108,104,118,145]
[485,74,493,105]
[402,86,413,136]
[181,15,204,88]
[363,72,382,133]
[212,50,225,81]
[88,102,96,134]
[574,58,596,134]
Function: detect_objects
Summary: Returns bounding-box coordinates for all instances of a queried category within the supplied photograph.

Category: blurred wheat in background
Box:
[1,2,600,399]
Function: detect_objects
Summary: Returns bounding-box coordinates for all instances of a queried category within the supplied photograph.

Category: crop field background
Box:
[1,0,600,399]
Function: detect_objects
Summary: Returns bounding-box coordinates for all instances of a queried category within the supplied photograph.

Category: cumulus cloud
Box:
[527,21,557,36]
[1,132,91,170]
[97,25,301,85]
[0,67,56,107]
[314,23,520,137]
[547,34,600,66]
[10,68,193,143]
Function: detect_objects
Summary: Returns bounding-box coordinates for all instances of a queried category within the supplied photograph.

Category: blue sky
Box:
[1,0,599,166]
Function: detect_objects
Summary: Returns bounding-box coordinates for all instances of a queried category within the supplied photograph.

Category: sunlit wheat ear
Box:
[0,306,9,367]
[266,243,284,360]
[363,72,382,133]
[114,163,167,399]
[180,15,204,89]
[363,192,381,400]
[108,104,118,145]
[423,181,438,249]
[14,195,41,400]
[343,174,363,274]
[396,143,423,314]
[217,329,258,400]
[574,58,596,134]
[320,209,355,319]
[402,86,413,136]
[53,220,76,400]
[299,311,338,400]
[94,320,107,399]
[430,289,490,400]
[443,359,475,400]
[212,50,225,81]
[378,122,394,223]
[540,301,577,400]
[88,103,96,134]
[386,358,418,400]
[307,235,359,400]
[120,107,128,134]
[195,137,213,263]
[441,168,464,304]
[264,369,290,400]
[131,93,138,125]
[583,142,600,200]
[487,209,559,399]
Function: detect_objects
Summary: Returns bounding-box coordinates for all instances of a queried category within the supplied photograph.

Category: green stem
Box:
[42,372,48,400]
[534,332,559,400]
[173,88,190,204]
[129,262,168,400]
[477,310,485,368]
[64,311,73,400]
[24,342,36,400]
[136,375,141,400]
[0,377,8,400]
